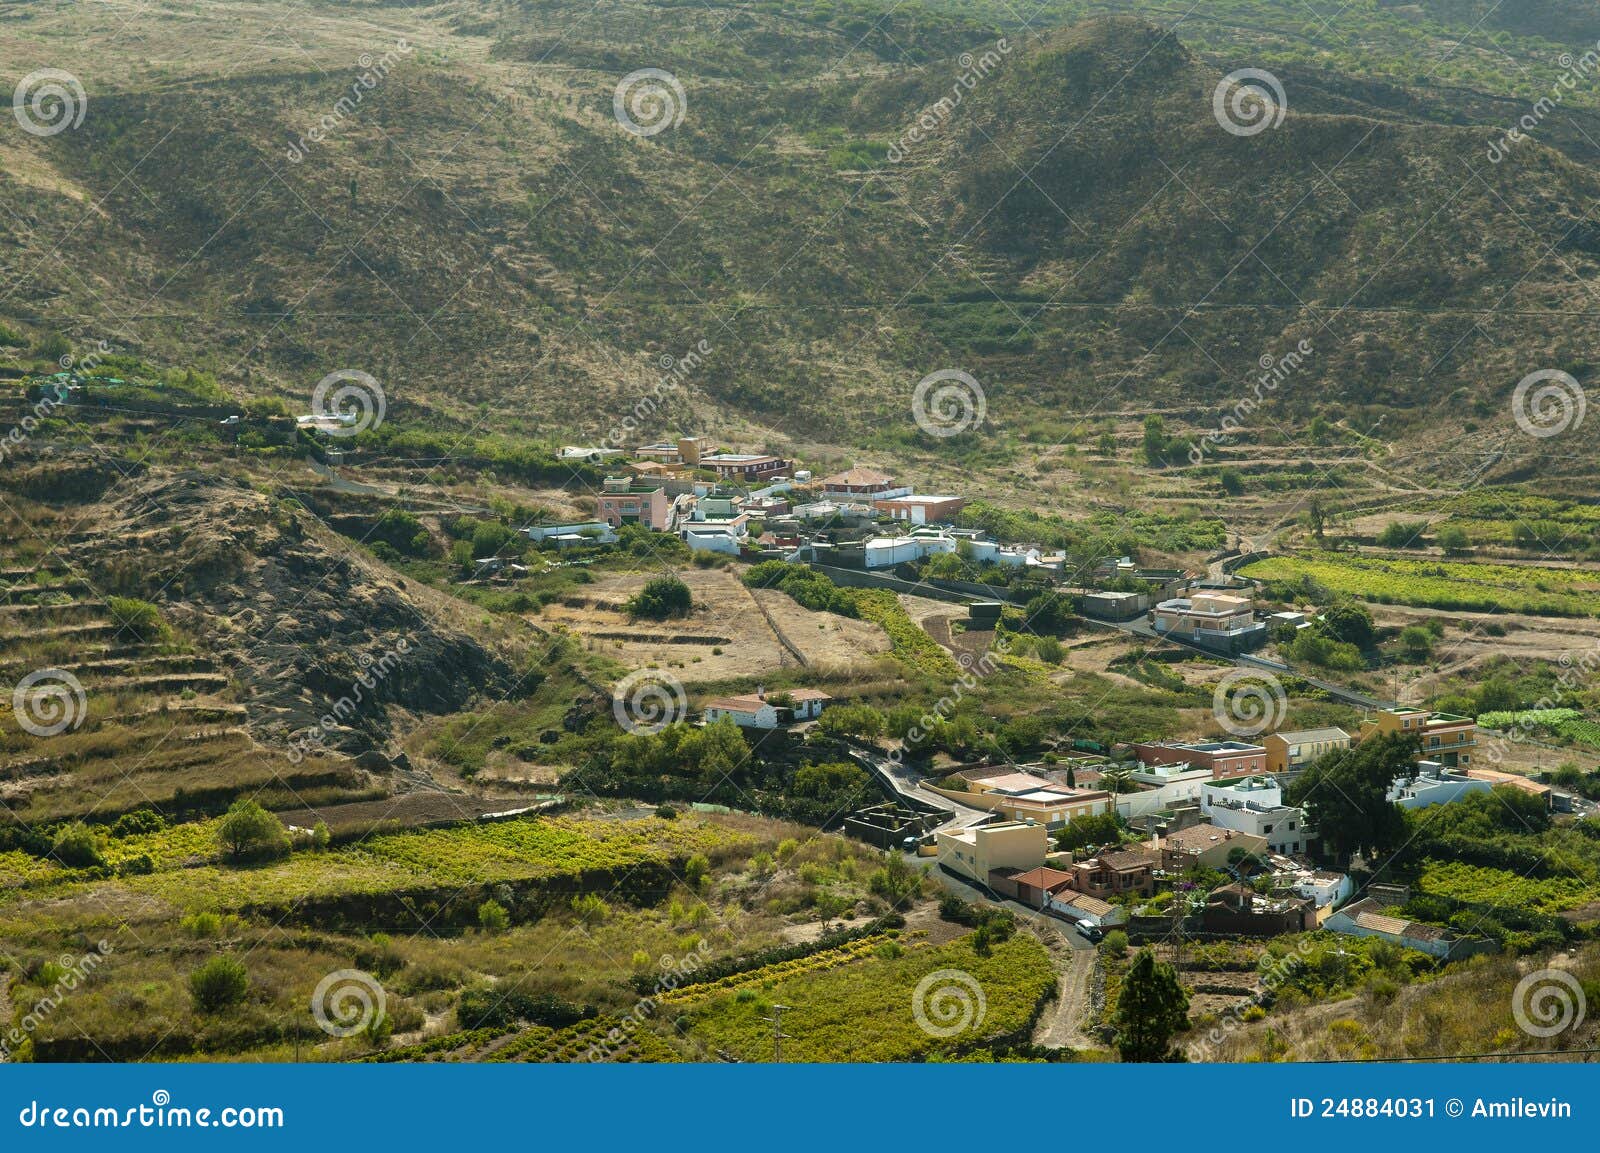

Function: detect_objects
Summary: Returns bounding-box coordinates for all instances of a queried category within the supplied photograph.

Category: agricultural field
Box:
[673,932,1057,1062]
[1243,552,1600,617]
[1414,860,1600,918]
[537,567,893,683]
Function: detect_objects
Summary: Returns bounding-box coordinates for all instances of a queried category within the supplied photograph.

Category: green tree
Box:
[1218,469,1244,496]
[51,823,106,869]
[477,898,510,931]
[1398,625,1434,660]
[1111,948,1190,1062]
[1318,601,1375,649]
[1436,524,1471,554]
[627,575,693,619]
[216,798,291,863]
[1287,733,1416,866]
[189,955,249,1012]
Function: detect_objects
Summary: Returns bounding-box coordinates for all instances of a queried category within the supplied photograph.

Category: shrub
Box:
[477,898,510,931]
[216,798,291,862]
[188,955,249,1012]
[51,823,105,869]
[627,575,693,619]
[1102,930,1129,957]
[108,596,165,642]
[111,809,167,838]
[655,804,678,820]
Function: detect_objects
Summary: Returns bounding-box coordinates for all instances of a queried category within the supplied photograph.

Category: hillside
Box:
[1,2,1598,481]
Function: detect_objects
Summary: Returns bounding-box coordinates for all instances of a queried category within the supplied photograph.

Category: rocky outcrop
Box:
[66,469,514,753]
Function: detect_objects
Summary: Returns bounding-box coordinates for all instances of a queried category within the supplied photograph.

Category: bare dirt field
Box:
[539,567,890,683]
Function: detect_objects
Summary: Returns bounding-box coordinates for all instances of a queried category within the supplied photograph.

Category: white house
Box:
[863,534,957,568]
[1263,853,1352,908]
[1387,761,1493,809]
[1115,762,1213,820]
[703,688,831,729]
[522,521,618,545]
[681,525,742,556]
[558,446,625,464]
[1200,775,1308,855]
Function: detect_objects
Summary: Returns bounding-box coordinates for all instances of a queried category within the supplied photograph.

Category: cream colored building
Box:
[936,821,1048,885]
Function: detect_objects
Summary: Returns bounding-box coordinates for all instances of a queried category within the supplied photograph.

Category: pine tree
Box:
[1111,948,1189,1062]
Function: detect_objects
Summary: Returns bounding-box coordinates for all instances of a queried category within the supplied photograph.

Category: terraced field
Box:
[1242,552,1600,617]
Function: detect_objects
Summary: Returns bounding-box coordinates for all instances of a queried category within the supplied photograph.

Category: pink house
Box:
[596,477,670,530]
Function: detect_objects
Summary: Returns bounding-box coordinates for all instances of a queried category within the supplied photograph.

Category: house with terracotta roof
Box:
[702,687,830,729]
[819,466,906,501]
[1159,822,1267,871]
[1066,846,1158,900]
[926,767,1113,829]
[1325,897,1498,960]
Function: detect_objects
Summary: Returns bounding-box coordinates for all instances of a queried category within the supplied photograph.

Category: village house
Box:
[1387,760,1492,809]
[1359,706,1478,768]
[1148,592,1267,653]
[1261,854,1353,909]
[1264,726,1351,774]
[872,494,966,525]
[702,688,831,730]
[1158,823,1268,871]
[928,768,1114,829]
[1134,739,1268,779]
[1325,897,1499,961]
[699,452,792,483]
[1199,775,1309,854]
[558,445,625,464]
[521,520,619,547]
[596,476,671,530]
[819,466,906,502]
[1066,846,1158,900]
[1462,766,1554,808]
[1114,761,1213,820]
[936,820,1048,887]
[1201,883,1316,936]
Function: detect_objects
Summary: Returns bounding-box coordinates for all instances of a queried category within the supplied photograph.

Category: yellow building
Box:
[936,821,1049,886]
[926,769,1113,829]
[1264,727,1351,773]
[1359,707,1477,768]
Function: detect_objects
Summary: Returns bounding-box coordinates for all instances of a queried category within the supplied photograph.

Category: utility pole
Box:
[763,1003,791,1063]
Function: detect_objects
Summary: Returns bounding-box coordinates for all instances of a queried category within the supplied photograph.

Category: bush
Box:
[189,955,249,1012]
[51,823,105,869]
[1377,521,1427,548]
[1102,929,1129,957]
[108,596,164,642]
[111,809,167,838]
[216,798,291,862]
[627,575,693,619]
[477,898,510,931]
[655,804,678,820]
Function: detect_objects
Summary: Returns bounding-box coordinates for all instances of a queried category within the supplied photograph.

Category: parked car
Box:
[1074,920,1104,943]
